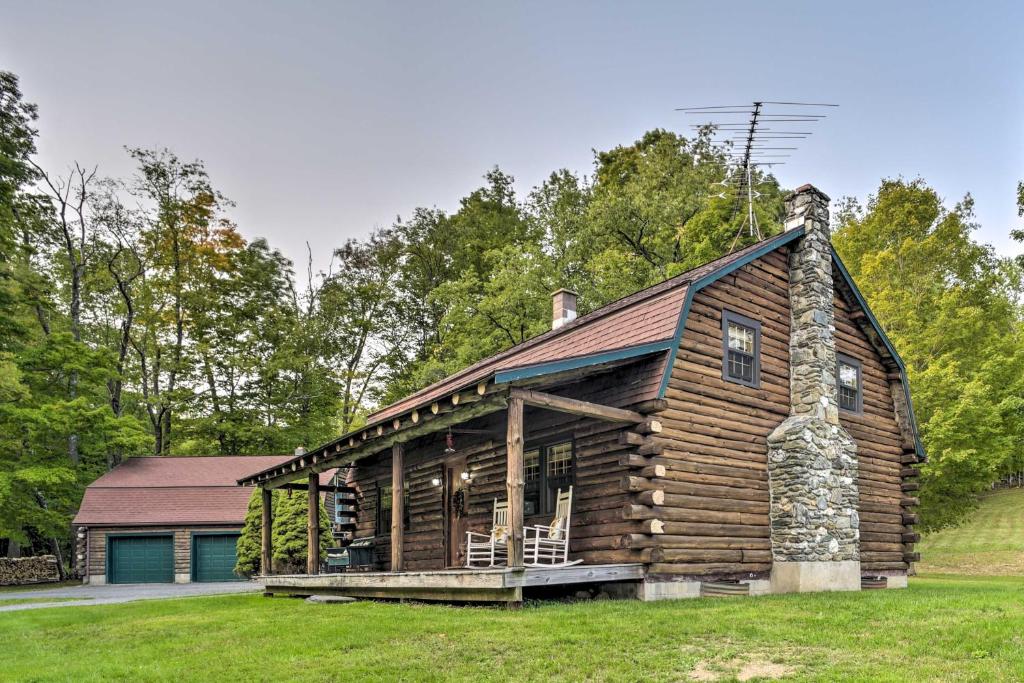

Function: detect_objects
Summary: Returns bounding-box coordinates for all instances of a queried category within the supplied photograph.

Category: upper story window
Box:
[837,354,862,413]
[722,310,761,388]
[524,439,574,517]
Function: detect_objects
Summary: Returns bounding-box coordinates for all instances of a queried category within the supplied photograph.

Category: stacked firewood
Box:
[0,555,60,586]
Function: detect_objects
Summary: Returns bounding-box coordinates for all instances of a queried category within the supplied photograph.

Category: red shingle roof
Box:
[370,284,688,423]
[72,456,322,526]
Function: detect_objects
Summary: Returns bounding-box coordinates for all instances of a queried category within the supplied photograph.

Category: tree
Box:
[579,128,787,305]
[236,488,272,577]
[314,232,404,433]
[834,178,1024,529]
[126,148,243,454]
[271,488,330,573]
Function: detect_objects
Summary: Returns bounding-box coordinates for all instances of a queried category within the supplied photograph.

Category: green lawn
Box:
[0,597,87,606]
[0,580,80,594]
[2,575,1023,682]
[4,492,1022,681]
[918,488,1024,575]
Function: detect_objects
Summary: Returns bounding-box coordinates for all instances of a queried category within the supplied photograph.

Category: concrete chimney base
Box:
[769,560,861,593]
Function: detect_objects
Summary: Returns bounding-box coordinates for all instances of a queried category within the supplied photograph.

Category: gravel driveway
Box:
[0,581,263,612]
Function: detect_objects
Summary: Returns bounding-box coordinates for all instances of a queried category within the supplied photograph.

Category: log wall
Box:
[648,247,790,578]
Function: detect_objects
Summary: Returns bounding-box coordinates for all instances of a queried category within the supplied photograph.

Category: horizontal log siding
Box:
[349,358,663,570]
[652,247,790,577]
[833,276,911,573]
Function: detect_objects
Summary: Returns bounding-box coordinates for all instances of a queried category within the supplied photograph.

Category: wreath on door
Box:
[452,488,466,518]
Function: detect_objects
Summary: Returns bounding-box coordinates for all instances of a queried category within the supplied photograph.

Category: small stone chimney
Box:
[294,446,307,456]
[551,289,578,330]
[767,184,860,593]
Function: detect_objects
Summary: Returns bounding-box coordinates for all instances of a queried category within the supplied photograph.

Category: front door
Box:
[443,455,469,567]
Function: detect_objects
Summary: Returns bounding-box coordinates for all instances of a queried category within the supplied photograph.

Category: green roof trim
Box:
[653,227,924,460]
[656,227,807,398]
[494,340,674,384]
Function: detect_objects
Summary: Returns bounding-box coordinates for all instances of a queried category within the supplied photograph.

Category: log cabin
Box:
[238,184,924,603]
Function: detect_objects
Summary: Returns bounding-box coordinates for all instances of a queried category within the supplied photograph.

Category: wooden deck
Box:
[262,563,646,603]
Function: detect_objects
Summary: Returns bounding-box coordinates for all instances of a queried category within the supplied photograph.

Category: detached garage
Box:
[73,456,293,585]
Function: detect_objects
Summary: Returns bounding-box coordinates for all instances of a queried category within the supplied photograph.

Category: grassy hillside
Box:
[918,488,1024,575]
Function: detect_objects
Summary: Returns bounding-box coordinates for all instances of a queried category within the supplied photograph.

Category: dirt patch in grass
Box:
[688,654,796,681]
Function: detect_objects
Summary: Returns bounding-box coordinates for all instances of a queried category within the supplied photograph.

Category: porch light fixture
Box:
[431,477,441,487]
[460,471,471,482]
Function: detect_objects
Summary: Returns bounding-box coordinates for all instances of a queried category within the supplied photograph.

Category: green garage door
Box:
[108,535,174,584]
[192,533,242,582]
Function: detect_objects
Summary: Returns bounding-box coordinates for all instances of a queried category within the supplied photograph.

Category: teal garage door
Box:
[108,535,174,584]
[192,533,241,582]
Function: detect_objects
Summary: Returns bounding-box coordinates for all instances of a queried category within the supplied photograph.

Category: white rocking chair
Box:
[465,499,509,567]
[523,487,582,567]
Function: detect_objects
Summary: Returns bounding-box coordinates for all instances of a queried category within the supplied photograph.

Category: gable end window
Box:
[524,439,575,516]
[836,354,863,413]
[722,309,761,388]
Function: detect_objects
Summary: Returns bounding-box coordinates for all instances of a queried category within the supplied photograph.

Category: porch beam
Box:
[509,388,648,424]
[307,472,320,575]
[506,396,525,568]
[276,482,347,492]
[250,395,509,489]
[260,487,273,577]
[391,443,405,571]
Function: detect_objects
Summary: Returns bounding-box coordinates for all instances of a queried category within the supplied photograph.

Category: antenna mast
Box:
[676,100,838,249]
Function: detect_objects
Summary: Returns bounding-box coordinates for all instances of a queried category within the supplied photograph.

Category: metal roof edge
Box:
[493,341,674,384]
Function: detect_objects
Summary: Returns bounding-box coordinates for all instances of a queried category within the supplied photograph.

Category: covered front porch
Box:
[237,356,665,603]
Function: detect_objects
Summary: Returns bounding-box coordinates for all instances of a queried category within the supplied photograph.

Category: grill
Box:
[346,537,377,571]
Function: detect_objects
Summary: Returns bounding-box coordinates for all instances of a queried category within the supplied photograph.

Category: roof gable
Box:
[74,456,339,526]
[370,227,808,424]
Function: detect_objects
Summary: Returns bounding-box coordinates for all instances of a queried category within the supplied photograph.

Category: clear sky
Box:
[2,1,1021,273]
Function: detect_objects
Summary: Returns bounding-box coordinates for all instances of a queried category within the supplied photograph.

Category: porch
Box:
[262,563,646,603]
[237,354,667,602]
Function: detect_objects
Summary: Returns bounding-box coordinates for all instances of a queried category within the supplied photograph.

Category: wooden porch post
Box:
[507,396,525,567]
[260,487,273,576]
[307,472,320,575]
[391,443,405,571]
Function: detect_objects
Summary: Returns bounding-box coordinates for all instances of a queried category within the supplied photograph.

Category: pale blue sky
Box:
[2,1,1021,272]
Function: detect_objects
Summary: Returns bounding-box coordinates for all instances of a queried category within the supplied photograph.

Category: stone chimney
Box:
[767,184,860,593]
[294,446,307,456]
[551,289,578,330]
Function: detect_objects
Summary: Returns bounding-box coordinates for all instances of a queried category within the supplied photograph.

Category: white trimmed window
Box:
[837,354,862,413]
[722,310,761,387]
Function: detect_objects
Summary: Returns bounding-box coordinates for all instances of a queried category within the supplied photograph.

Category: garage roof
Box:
[73,456,335,526]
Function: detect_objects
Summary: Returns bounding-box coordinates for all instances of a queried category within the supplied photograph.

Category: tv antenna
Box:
[676,101,837,249]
